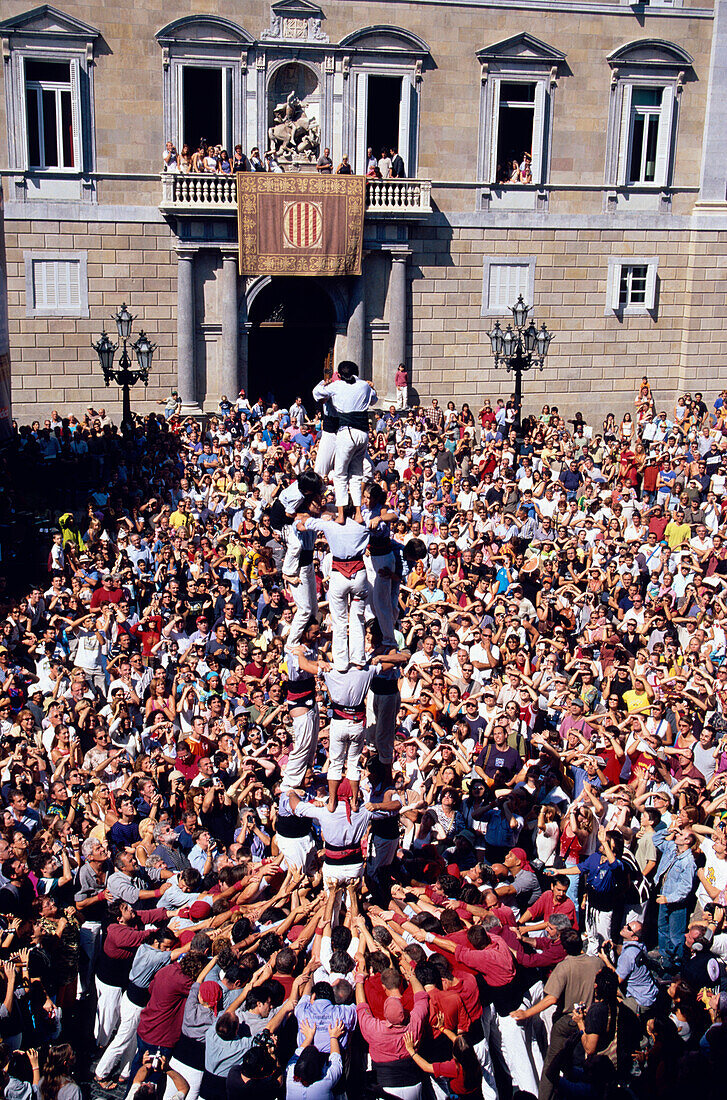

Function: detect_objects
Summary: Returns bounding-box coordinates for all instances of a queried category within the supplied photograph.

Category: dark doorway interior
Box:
[366,75,401,160]
[183,66,222,150]
[248,278,335,408]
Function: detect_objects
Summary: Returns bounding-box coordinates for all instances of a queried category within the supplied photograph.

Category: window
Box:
[476,34,564,197]
[606,258,658,315]
[156,17,252,163]
[619,265,648,307]
[24,252,89,318]
[627,88,663,184]
[482,257,536,317]
[366,76,402,163]
[0,6,99,187]
[180,65,234,152]
[24,59,78,170]
[615,83,674,187]
[495,83,536,184]
[606,41,693,194]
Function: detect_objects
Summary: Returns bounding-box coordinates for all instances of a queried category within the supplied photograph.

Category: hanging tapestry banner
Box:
[237,173,365,277]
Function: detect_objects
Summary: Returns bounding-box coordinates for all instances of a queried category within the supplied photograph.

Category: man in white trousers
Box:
[313,361,377,523]
[94,928,182,1085]
[282,619,322,791]
[322,655,408,810]
[311,385,339,479]
[298,509,369,672]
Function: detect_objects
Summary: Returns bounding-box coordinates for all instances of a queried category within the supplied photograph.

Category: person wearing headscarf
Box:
[495,847,542,918]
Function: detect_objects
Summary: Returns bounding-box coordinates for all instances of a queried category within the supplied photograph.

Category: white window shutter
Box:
[223,66,233,152]
[616,83,633,186]
[531,80,546,185]
[609,263,622,311]
[654,86,674,187]
[69,57,82,171]
[488,265,503,310]
[356,71,368,175]
[645,261,658,309]
[177,63,185,147]
[488,79,500,183]
[17,54,29,171]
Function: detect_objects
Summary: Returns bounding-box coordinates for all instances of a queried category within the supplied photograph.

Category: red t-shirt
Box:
[363,974,415,1020]
[431,1059,480,1097]
[525,891,578,930]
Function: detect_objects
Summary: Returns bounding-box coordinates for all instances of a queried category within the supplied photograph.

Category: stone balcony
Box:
[159,173,432,218]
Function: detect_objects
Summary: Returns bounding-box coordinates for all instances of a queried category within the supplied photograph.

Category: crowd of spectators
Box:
[1,374,727,1100]
[162,141,405,178]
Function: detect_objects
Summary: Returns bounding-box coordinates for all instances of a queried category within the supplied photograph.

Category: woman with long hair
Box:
[404,1024,483,1098]
[40,1043,80,1100]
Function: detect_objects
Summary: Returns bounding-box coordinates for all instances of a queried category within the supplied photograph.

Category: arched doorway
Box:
[247,278,336,407]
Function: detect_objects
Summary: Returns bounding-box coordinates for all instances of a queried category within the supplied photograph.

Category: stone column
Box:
[699,0,727,202]
[380,251,408,400]
[346,270,366,371]
[239,296,250,398]
[220,252,240,400]
[176,250,198,413]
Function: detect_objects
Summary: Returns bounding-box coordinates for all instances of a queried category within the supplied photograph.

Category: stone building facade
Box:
[0,0,726,424]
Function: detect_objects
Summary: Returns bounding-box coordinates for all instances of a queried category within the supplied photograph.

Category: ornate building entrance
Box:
[247,277,335,406]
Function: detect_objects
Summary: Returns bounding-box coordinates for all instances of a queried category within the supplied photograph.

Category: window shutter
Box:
[223,66,233,152]
[609,263,622,311]
[177,63,185,148]
[488,79,500,183]
[645,261,658,309]
[531,80,546,185]
[616,83,633,186]
[33,261,55,309]
[16,54,29,171]
[356,71,368,175]
[654,86,674,187]
[69,57,82,171]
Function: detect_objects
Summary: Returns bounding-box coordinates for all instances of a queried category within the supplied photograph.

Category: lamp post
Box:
[486,295,554,432]
[92,303,157,434]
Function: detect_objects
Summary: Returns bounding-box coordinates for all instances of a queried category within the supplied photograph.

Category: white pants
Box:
[94,976,122,1048]
[472,1016,498,1100]
[275,833,316,873]
[381,1085,422,1100]
[78,920,102,997]
[328,566,367,670]
[288,565,318,645]
[166,1061,202,1100]
[315,430,337,478]
[395,385,408,410]
[282,707,319,790]
[486,1002,542,1096]
[333,426,368,507]
[328,717,365,780]
[95,992,141,1079]
[323,861,364,887]
[366,551,397,646]
[371,690,400,765]
[585,902,613,955]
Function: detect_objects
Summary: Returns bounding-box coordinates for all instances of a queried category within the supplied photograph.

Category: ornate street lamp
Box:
[92,303,157,434]
[486,295,554,432]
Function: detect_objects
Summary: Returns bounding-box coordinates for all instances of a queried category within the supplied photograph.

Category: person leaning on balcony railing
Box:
[336,156,352,175]
[232,145,250,173]
[191,142,206,173]
[390,147,406,179]
[178,145,192,174]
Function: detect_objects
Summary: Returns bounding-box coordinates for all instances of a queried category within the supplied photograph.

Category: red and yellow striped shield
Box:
[283,200,323,249]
